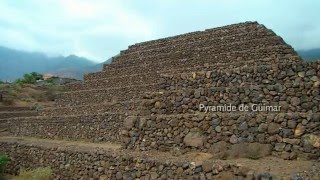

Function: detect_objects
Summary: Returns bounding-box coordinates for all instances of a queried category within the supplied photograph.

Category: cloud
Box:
[0,0,154,62]
[0,0,319,62]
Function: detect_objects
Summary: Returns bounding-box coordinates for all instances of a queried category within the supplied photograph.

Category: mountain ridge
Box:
[0,46,111,81]
[297,48,320,61]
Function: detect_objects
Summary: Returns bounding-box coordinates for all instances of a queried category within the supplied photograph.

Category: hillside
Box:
[0,82,66,108]
[297,48,320,60]
[0,46,111,81]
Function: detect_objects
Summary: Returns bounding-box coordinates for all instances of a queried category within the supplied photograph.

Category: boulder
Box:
[274,143,286,151]
[287,120,297,129]
[268,123,281,134]
[227,143,272,159]
[239,121,248,131]
[229,135,238,144]
[302,134,320,148]
[294,123,305,137]
[290,97,300,106]
[184,132,205,147]
[194,89,201,98]
[258,123,268,132]
[116,172,122,180]
[154,101,164,109]
[205,71,212,78]
[124,116,137,130]
[202,160,214,172]
[301,102,314,109]
[215,126,222,132]
[282,138,300,145]
[297,72,305,78]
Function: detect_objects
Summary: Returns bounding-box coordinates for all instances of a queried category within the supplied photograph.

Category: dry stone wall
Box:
[124,61,320,159]
[40,100,143,117]
[0,111,38,119]
[113,35,283,66]
[0,141,264,179]
[55,84,158,107]
[96,45,297,78]
[125,22,267,52]
[0,113,124,143]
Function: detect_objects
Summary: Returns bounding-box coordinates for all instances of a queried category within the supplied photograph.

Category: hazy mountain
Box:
[0,46,112,81]
[297,48,320,61]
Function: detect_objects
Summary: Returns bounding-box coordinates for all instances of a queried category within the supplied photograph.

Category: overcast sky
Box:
[0,0,319,62]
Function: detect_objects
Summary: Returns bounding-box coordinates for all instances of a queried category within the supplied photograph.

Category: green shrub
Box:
[45,78,54,84]
[12,167,52,180]
[21,97,34,102]
[14,72,43,85]
[31,104,44,111]
[0,154,10,176]
[14,78,23,85]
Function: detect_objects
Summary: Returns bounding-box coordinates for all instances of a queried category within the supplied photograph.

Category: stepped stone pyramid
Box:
[1,21,319,179]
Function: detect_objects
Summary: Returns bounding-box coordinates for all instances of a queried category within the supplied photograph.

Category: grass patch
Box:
[0,154,10,179]
[12,167,53,180]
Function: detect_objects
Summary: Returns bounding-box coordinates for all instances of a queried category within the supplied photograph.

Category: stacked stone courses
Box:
[0,107,38,120]
[0,21,319,178]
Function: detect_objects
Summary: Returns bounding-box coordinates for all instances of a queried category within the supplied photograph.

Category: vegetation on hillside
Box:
[14,72,43,84]
[0,72,67,107]
[0,155,52,180]
[0,154,10,179]
[12,167,53,180]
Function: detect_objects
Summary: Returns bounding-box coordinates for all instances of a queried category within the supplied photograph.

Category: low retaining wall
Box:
[125,112,320,159]
[0,113,124,143]
[1,141,258,179]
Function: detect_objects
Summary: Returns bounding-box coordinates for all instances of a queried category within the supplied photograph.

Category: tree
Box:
[13,72,44,85]
[30,72,43,81]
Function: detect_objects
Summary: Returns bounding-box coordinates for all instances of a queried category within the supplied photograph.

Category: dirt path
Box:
[0,136,122,152]
[224,157,319,178]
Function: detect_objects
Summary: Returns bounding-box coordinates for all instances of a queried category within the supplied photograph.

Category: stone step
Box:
[125,21,262,53]
[109,39,294,69]
[159,61,320,91]
[71,60,260,91]
[56,83,160,107]
[73,56,300,92]
[142,83,319,115]
[68,71,160,91]
[85,50,300,82]
[102,45,298,74]
[0,112,126,143]
[80,59,310,92]
[0,111,38,119]
[123,112,319,159]
[0,106,32,112]
[41,99,148,117]
[106,49,297,80]
[116,30,276,63]
[3,136,314,179]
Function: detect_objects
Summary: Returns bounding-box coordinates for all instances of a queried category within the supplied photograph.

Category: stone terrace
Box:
[0,21,319,179]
